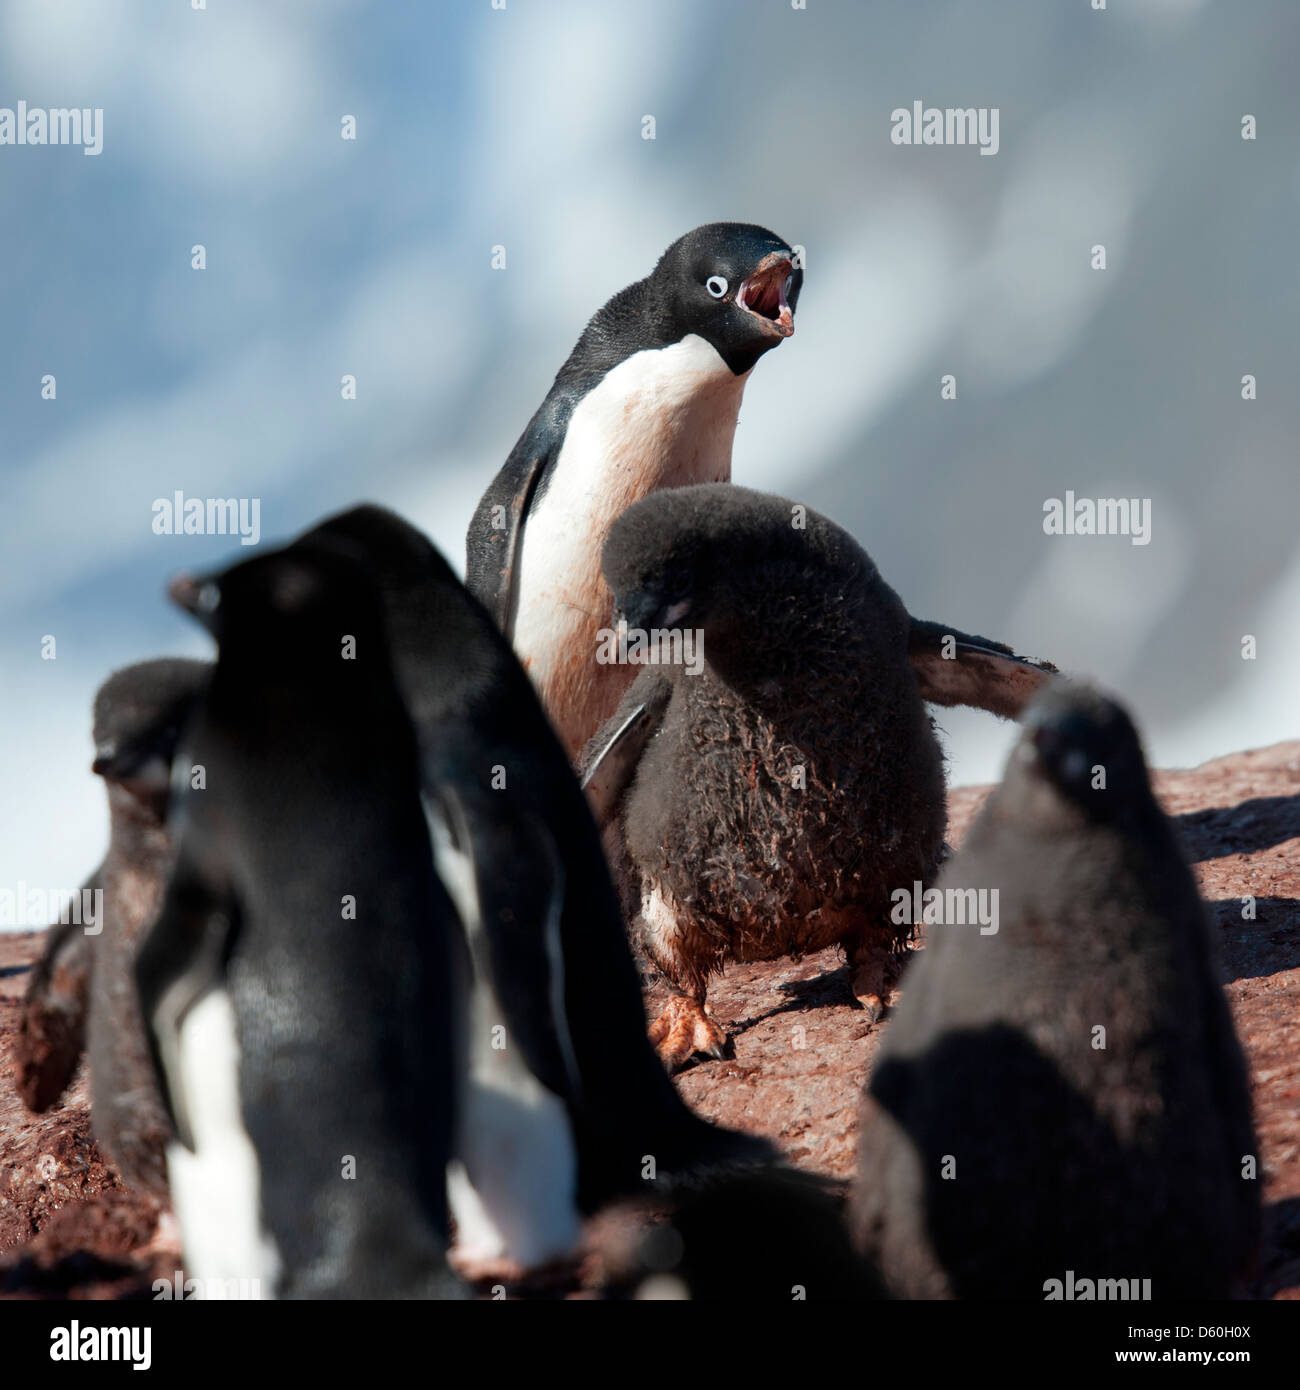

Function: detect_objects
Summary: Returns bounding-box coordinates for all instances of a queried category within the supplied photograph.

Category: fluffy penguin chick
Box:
[852,682,1260,1299]
[581,484,1056,1070]
[584,485,944,1067]
[17,658,207,1198]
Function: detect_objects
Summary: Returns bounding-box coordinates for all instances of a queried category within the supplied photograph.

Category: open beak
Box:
[736,251,795,338]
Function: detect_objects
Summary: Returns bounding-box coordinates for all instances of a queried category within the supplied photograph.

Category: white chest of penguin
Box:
[513,334,748,651]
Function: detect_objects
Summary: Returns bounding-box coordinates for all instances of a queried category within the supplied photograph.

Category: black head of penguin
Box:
[582,223,802,379]
[171,551,338,647]
[169,547,381,700]
[168,545,414,786]
[646,223,801,375]
[995,680,1160,837]
[602,482,887,690]
[90,659,209,820]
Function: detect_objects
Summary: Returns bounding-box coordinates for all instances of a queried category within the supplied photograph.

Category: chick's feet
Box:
[648,995,728,1072]
[849,949,902,1024]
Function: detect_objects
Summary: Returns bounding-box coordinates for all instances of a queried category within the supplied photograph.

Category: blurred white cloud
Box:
[4,0,332,187]
[958,102,1144,391]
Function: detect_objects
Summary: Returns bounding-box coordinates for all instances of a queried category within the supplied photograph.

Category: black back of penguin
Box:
[853,682,1260,1299]
[299,505,773,1211]
[136,545,461,1298]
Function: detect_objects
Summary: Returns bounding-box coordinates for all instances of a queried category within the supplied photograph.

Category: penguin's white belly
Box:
[448,1066,581,1268]
[430,801,582,1269]
[165,989,280,1298]
[512,334,746,727]
[447,946,581,1267]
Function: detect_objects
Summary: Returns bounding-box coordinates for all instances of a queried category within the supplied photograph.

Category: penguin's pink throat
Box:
[737,254,795,337]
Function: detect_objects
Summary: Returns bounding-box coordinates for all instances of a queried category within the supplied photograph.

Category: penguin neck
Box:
[105,788,175,910]
[512,335,751,726]
[509,336,761,752]
[556,333,750,500]
[106,781,171,848]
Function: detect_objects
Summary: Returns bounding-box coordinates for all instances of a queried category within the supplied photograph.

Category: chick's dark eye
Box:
[705,275,728,299]
[1060,747,1091,784]
[661,564,692,601]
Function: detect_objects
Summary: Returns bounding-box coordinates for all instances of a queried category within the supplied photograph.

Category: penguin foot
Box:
[649,996,729,1071]
[137,1206,184,1265]
[849,959,894,1024]
[855,992,885,1023]
[448,1250,530,1286]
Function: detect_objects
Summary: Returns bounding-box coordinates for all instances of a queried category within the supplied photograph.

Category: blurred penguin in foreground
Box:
[853,683,1260,1299]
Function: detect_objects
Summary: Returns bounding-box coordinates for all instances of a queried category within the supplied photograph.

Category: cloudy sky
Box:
[2,0,1296,901]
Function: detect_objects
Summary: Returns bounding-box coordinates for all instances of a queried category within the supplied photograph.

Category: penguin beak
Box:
[737,253,796,338]
[91,741,121,778]
[168,572,203,613]
[93,740,173,796]
[169,572,223,632]
[612,597,653,633]
[615,589,687,633]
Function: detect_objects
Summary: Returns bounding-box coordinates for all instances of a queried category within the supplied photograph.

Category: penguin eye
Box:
[662,564,693,602]
[705,275,729,299]
[1061,748,1090,785]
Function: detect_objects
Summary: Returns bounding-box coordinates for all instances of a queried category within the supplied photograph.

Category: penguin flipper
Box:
[464,450,550,638]
[134,861,239,1153]
[908,618,1058,719]
[15,868,102,1111]
[579,671,673,828]
[429,788,581,1105]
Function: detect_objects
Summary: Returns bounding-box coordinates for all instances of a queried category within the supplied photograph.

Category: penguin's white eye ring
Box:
[705,275,729,299]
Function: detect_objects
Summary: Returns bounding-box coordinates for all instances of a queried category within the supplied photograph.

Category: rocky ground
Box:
[2,741,1297,1299]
